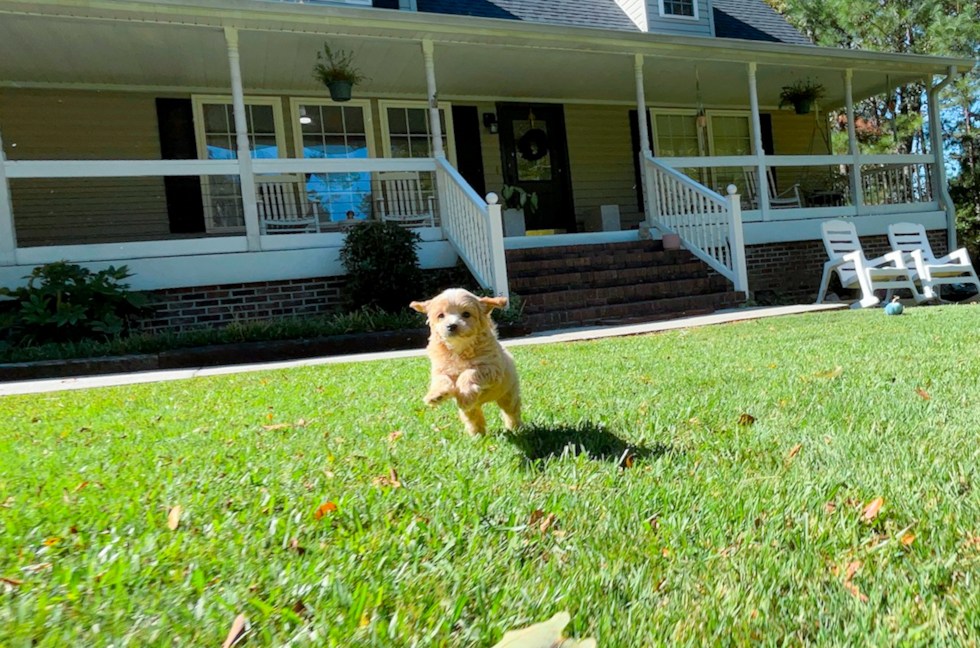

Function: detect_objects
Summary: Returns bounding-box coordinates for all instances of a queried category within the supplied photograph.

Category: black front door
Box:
[497,103,574,232]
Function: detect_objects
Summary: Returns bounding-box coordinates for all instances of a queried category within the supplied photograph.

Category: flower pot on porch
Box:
[662,233,681,250]
[327,80,353,102]
[503,208,526,238]
[793,99,812,115]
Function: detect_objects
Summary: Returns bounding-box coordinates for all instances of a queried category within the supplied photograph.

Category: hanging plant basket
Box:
[793,98,814,115]
[779,78,825,117]
[327,80,354,103]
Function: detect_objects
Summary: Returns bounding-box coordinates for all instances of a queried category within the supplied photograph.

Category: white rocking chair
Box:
[817,219,926,309]
[375,171,435,228]
[256,175,320,234]
[743,167,803,210]
[888,222,980,301]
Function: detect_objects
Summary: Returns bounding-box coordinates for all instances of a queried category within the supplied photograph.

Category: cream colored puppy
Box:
[410,288,521,436]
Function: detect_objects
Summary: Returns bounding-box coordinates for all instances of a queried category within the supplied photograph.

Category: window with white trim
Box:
[193,96,285,232]
[660,0,697,18]
[293,100,374,225]
[380,102,454,161]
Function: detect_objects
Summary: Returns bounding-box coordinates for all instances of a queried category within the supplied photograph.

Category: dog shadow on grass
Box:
[504,421,674,468]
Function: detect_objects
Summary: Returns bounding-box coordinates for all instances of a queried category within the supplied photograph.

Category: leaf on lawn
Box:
[647,514,660,532]
[262,423,292,431]
[289,538,306,555]
[292,599,309,617]
[901,533,916,546]
[0,576,23,586]
[787,443,803,459]
[815,366,844,380]
[845,560,862,580]
[42,537,61,546]
[388,430,404,442]
[824,501,837,514]
[491,612,595,648]
[738,413,756,426]
[843,580,869,603]
[295,419,309,427]
[73,481,89,493]
[915,387,931,401]
[314,502,337,519]
[22,563,52,573]
[0,496,12,508]
[372,469,402,489]
[539,513,557,534]
[862,498,884,522]
[840,561,869,602]
[167,505,182,530]
[221,613,247,648]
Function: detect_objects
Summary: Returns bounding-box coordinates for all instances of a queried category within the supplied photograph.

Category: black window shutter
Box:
[156,98,206,234]
[759,112,776,188]
[372,0,400,8]
[629,109,654,213]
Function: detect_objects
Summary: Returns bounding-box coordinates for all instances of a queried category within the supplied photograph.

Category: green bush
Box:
[0,262,151,346]
[340,220,423,312]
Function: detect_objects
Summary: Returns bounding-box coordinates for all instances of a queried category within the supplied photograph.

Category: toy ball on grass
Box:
[884,296,904,316]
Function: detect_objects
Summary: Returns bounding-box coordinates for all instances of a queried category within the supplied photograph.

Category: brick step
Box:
[521,276,732,314]
[510,261,711,294]
[504,239,662,263]
[525,291,745,330]
[507,248,700,277]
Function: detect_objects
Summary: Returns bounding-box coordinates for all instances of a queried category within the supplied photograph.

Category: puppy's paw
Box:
[423,390,452,407]
[456,384,482,409]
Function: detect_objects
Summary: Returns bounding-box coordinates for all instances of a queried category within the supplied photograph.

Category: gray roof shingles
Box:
[415,0,809,44]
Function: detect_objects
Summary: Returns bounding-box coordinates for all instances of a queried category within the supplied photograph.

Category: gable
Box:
[712,0,810,44]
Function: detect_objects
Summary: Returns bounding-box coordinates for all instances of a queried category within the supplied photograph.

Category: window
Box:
[379,101,455,162]
[660,0,698,19]
[292,99,375,225]
[193,96,285,232]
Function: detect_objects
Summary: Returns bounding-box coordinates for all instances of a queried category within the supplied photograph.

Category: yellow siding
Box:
[564,104,642,230]
[0,88,172,247]
[768,110,834,194]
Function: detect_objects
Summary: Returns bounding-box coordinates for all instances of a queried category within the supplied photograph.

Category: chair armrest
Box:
[864,250,904,269]
[946,248,973,265]
[826,254,856,271]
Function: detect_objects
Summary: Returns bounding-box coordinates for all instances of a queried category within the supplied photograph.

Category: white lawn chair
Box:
[375,171,435,228]
[888,222,980,301]
[817,219,926,309]
[256,175,320,234]
[743,167,803,210]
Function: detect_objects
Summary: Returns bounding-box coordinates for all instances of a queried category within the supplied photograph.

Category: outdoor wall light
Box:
[299,106,313,125]
[483,112,498,134]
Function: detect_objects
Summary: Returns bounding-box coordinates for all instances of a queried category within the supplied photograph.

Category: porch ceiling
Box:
[0,6,963,108]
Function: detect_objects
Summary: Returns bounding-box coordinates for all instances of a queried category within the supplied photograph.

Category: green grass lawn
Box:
[3,306,980,647]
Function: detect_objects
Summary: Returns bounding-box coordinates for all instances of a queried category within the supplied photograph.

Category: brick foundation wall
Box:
[746,229,948,301]
[140,276,346,333]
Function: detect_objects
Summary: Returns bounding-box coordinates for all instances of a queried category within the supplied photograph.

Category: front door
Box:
[497,103,574,233]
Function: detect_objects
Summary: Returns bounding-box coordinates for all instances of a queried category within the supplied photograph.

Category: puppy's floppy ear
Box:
[409,300,430,314]
[478,296,508,313]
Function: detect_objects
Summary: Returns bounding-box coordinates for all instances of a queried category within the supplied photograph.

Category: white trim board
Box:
[504,229,640,249]
[743,210,946,245]
[0,239,459,291]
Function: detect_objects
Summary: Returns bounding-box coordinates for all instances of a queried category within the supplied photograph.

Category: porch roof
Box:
[0,0,974,108]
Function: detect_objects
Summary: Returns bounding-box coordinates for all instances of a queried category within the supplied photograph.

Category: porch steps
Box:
[506,240,745,330]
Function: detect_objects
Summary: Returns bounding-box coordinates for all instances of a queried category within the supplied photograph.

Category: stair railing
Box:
[642,153,748,292]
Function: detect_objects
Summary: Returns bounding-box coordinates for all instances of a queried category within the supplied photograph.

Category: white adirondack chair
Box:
[888,222,980,300]
[256,175,320,234]
[375,171,435,227]
[743,167,803,210]
[817,219,926,309]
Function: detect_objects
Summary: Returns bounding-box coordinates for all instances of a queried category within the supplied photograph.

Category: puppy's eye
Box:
[462,312,471,319]
[437,313,445,320]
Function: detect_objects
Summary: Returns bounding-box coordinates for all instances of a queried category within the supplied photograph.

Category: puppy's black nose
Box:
[446,323,458,332]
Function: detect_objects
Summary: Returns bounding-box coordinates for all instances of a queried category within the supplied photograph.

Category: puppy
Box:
[410,289,521,436]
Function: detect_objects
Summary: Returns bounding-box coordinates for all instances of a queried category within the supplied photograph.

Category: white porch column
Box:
[0,120,16,266]
[421,39,445,159]
[927,68,958,249]
[224,27,262,251]
[843,69,864,215]
[634,54,655,224]
[747,62,770,222]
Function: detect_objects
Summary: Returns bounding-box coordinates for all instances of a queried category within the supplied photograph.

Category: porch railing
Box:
[861,160,933,206]
[434,157,509,301]
[642,153,748,292]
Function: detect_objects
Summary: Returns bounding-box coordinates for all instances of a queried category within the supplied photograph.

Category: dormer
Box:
[615,0,713,36]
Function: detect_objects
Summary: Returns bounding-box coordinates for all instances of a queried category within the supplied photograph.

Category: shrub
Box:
[0,262,151,346]
[340,220,423,312]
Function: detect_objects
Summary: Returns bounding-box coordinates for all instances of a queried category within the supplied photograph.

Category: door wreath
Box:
[517,128,550,162]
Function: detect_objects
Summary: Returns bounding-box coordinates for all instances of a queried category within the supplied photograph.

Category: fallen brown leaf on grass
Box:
[815,366,844,380]
[738,413,756,426]
[167,505,182,530]
[388,430,404,442]
[262,423,292,431]
[22,563,52,573]
[837,561,869,603]
[42,537,61,546]
[824,501,836,514]
[372,469,402,489]
[0,576,23,586]
[292,599,309,617]
[73,481,89,493]
[289,538,306,555]
[915,387,931,401]
[529,510,545,526]
[539,513,557,534]
[221,613,247,648]
[862,498,884,521]
[314,502,337,519]
[787,443,803,459]
[901,533,916,546]
[843,580,869,603]
[647,515,660,532]
[0,496,12,508]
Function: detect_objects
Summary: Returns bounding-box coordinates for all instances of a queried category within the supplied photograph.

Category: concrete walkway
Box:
[0,303,845,397]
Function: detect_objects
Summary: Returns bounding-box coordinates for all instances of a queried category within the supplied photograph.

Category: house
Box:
[0,0,971,330]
